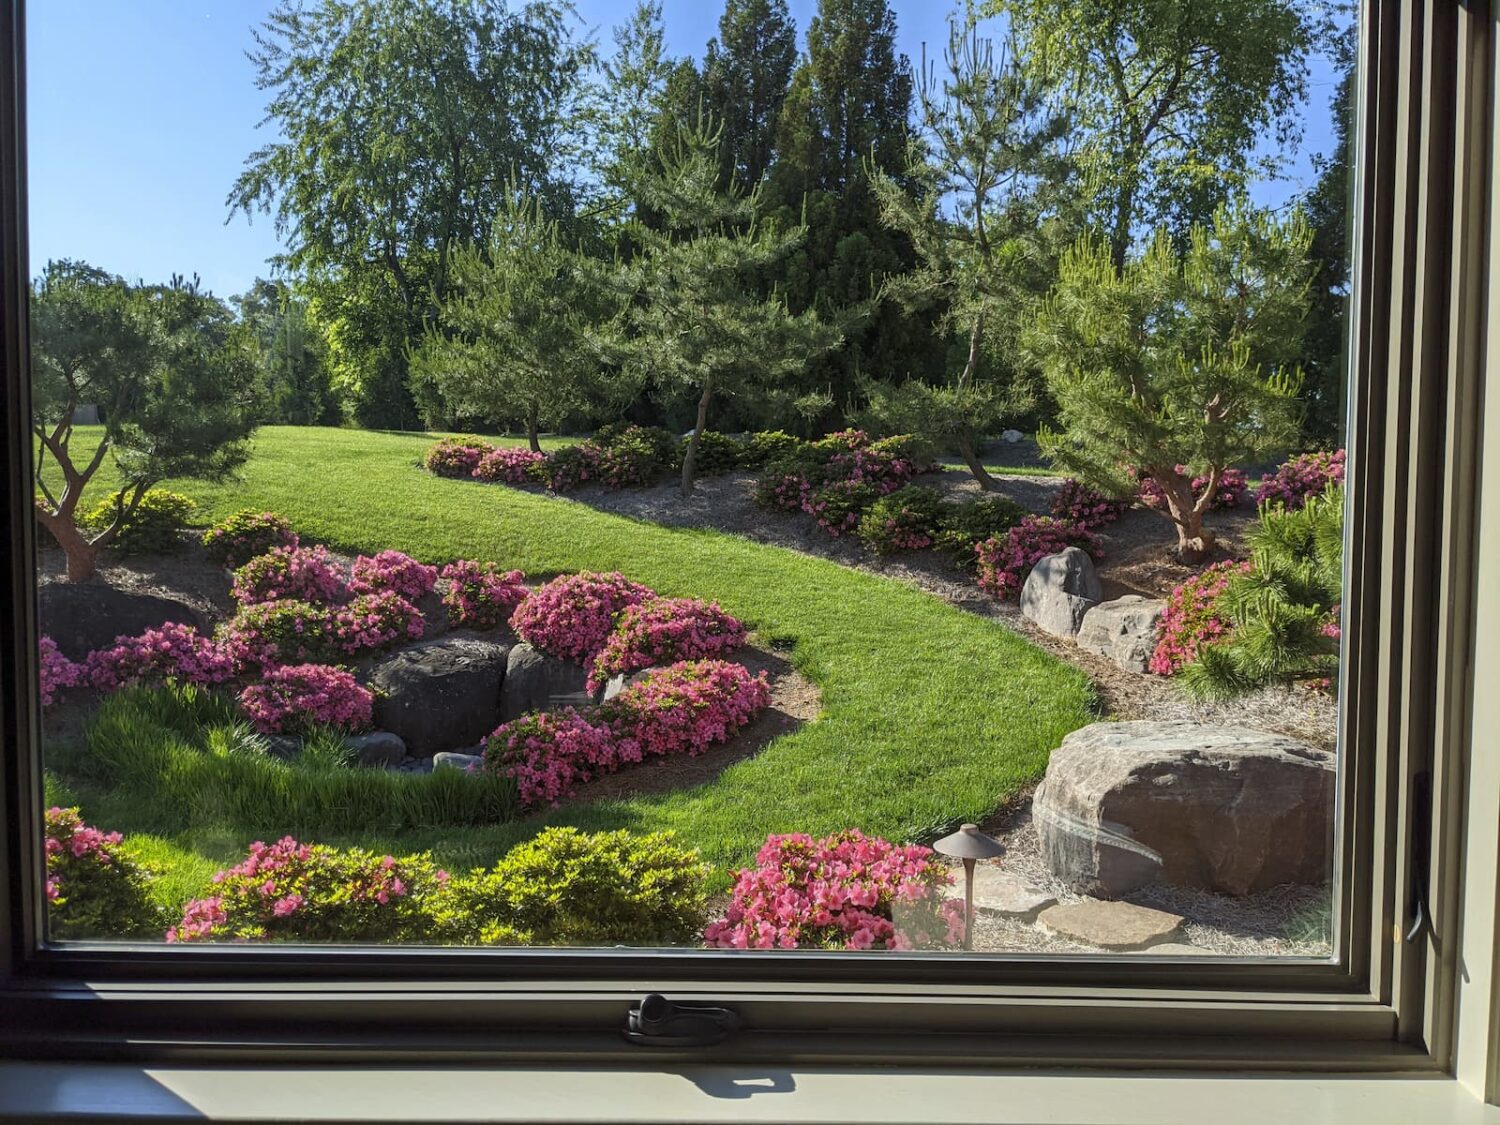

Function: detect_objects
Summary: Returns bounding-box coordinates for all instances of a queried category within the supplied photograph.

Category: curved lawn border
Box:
[43,426,1098,876]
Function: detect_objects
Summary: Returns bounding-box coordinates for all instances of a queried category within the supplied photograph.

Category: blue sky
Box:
[27,2,1344,300]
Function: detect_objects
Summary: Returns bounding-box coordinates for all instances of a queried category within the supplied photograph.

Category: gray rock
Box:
[969,867,1056,921]
[1076,596,1165,673]
[432,751,484,774]
[39,583,207,661]
[600,667,656,703]
[1000,429,1023,444]
[370,635,511,756]
[345,730,406,769]
[261,735,301,760]
[1020,547,1102,638]
[1038,900,1184,950]
[500,642,592,720]
[1034,721,1336,898]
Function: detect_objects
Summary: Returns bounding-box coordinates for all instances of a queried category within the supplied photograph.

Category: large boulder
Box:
[1076,596,1165,673]
[370,635,510,756]
[1020,548,1102,638]
[499,642,593,721]
[1034,721,1335,898]
[38,583,207,660]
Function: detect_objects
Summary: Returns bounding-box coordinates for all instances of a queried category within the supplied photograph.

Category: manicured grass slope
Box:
[44,426,1095,891]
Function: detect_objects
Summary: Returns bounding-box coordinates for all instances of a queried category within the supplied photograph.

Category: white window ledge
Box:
[2,1062,1499,1124]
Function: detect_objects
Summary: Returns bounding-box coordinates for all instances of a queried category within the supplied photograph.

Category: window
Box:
[2,0,1499,1110]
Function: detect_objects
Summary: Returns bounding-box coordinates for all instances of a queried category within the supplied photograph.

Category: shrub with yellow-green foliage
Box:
[432,827,709,947]
[45,806,167,940]
[82,489,196,555]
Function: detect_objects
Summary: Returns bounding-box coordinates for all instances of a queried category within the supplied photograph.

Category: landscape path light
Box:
[933,822,1006,952]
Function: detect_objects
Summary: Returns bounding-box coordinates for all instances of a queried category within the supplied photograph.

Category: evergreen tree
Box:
[1027,203,1310,560]
[590,1,677,202]
[702,0,798,189]
[234,279,341,426]
[617,116,841,494]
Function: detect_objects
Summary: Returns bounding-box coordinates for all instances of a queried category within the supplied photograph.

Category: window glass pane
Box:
[28,0,1352,957]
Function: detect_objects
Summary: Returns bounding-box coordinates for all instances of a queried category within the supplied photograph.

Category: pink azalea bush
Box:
[473,446,547,484]
[237,663,373,735]
[39,635,81,707]
[1137,466,1249,512]
[587,597,748,691]
[804,480,880,537]
[601,659,770,760]
[84,622,238,691]
[231,544,348,607]
[349,550,438,600]
[45,806,162,939]
[1148,560,1254,676]
[1051,478,1127,529]
[201,510,299,569]
[168,837,447,943]
[703,830,965,951]
[1256,449,1347,510]
[217,600,339,668]
[423,437,494,479]
[440,560,529,629]
[333,590,425,655]
[857,486,947,555]
[483,708,637,808]
[512,571,655,662]
[975,515,1101,600]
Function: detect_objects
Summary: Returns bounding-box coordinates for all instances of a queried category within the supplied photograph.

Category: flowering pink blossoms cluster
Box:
[84,621,238,690]
[217,600,337,668]
[484,708,636,807]
[587,596,747,691]
[440,560,529,629]
[975,515,1101,600]
[44,805,125,906]
[512,571,654,661]
[1148,560,1253,676]
[473,446,547,484]
[703,830,965,951]
[1050,478,1127,529]
[238,664,373,735]
[201,510,299,569]
[333,590,425,654]
[231,544,348,606]
[39,635,81,706]
[1137,466,1248,512]
[423,437,494,478]
[1256,449,1346,510]
[349,550,438,600]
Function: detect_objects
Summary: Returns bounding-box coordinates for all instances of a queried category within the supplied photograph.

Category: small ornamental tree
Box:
[1027,203,1310,560]
[616,113,842,495]
[31,262,259,581]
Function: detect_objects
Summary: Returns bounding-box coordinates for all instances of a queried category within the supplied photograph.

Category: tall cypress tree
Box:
[702,0,798,189]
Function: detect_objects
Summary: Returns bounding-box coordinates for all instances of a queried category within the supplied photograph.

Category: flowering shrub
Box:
[483,708,634,808]
[804,480,880,537]
[536,442,603,491]
[857,486,947,554]
[587,597,748,691]
[424,437,494,479]
[82,488,196,555]
[752,466,815,512]
[45,807,163,939]
[201,510,298,569]
[935,495,1027,562]
[1148,560,1253,676]
[84,622,238,691]
[472,446,547,484]
[868,433,937,474]
[349,550,438,600]
[168,837,447,943]
[217,599,339,668]
[975,515,1101,600]
[811,428,871,453]
[741,430,801,468]
[238,664,373,735]
[39,635,81,707]
[440,560,529,629]
[1050,478,1127,529]
[601,659,770,760]
[231,544,347,606]
[824,446,918,495]
[333,590,425,655]
[703,830,965,951]
[591,425,679,489]
[512,571,654,661]
[1137,466,1249,512]
[1256,449,1347,510]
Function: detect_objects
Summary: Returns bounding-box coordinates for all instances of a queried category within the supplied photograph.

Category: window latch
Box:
[623,993,742,1047]
[1405,770,1433,944]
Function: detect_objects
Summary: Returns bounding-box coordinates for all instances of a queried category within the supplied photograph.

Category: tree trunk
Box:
[681,380,713,497]
[526,409,541,454]
[1110,178,1137,274]
[956,433,1000,492]
[35,509,100,583]
[1154,469,1217,563]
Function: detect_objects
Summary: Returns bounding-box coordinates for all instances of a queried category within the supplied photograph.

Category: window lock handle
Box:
[623,993,742,1047]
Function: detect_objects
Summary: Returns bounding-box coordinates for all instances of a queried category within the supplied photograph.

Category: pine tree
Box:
[702,0,798,189]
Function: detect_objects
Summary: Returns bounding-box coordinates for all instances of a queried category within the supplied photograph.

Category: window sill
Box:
[1,1061,1497,1124]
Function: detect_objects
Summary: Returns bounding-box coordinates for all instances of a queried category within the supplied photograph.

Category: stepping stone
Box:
[1038,900,1184,950]
[969,867,1056,921]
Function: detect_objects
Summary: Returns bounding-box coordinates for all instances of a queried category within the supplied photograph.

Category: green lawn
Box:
[41,425,1095,900]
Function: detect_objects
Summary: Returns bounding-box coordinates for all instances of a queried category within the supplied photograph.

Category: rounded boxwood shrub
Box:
[202,510,298,569]
[46,807,165,940]
[741,430,801,468]
[684,430,742,476]
[83,489,196,555]
[857,486,948,555]
[936,495,1027,562]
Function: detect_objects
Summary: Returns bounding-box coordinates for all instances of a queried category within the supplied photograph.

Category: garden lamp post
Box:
[933,823,1006,951]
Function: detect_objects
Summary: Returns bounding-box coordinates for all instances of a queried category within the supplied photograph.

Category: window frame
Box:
[0,0,1487,1079]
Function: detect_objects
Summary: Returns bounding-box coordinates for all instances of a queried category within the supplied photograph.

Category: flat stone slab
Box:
[1140,942,1209,956]
[1038,900,1184,950]
[969,867,1056,921]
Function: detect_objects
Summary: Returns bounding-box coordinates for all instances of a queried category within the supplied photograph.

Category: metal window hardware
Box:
[623,993,742,1047]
